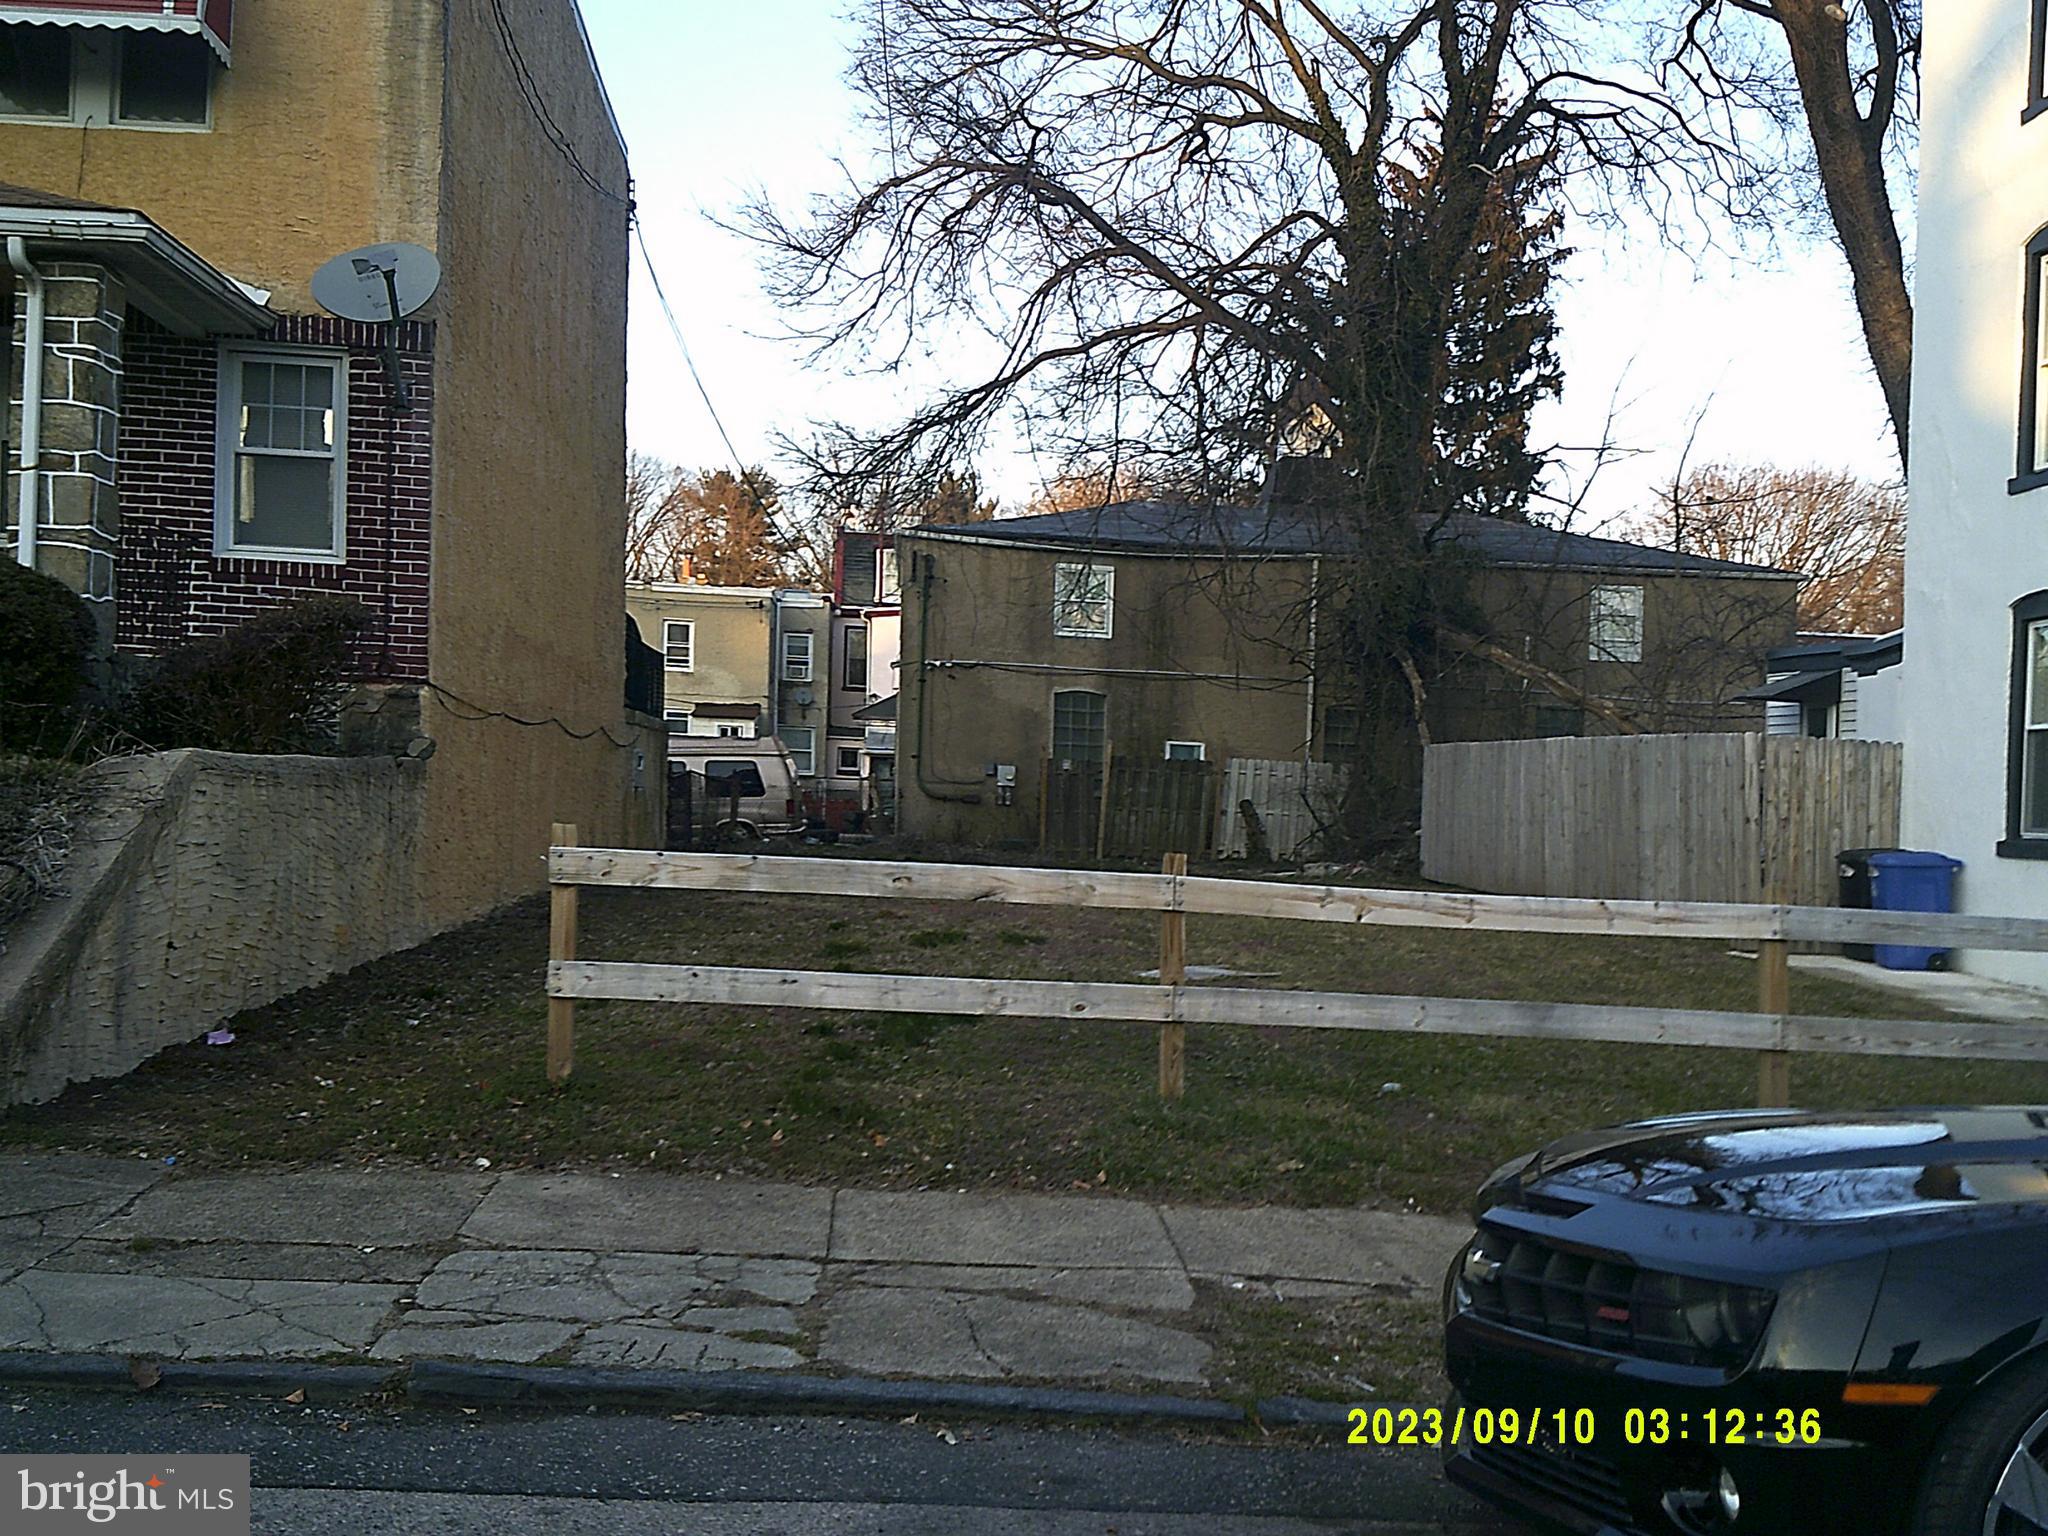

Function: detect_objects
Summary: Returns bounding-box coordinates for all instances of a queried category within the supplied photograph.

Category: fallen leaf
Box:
[128,1360,161,1391]
[937,1428,958,1446]
[1275,1159,1305,1174]
[770,1129,784,1145]
[283,1388,306,1405]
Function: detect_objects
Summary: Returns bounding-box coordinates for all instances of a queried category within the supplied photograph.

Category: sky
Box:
[579,0,1902,533]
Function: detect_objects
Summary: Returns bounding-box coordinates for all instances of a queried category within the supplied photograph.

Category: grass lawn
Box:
[7,854,2042,1217]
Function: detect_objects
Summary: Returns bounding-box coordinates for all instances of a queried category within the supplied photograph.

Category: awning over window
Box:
[1736,670,1843,707]
[0,0,232,64]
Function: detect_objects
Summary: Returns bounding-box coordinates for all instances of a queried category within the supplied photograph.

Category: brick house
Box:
[1,0,661,926]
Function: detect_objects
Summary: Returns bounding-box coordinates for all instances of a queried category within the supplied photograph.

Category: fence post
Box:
[1158,851,1188,1100]
[548,820,579,1086]
[1757,935,1791,1108]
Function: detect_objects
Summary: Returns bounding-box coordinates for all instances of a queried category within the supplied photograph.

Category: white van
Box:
[669,737,806,842]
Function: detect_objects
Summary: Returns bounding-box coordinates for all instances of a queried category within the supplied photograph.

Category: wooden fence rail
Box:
[544,847,2048,1105]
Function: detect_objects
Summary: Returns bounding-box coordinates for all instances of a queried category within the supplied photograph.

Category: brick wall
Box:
[115,312,435,680]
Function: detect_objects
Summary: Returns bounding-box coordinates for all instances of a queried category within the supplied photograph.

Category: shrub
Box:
[119,596,371,755]
[0,561,97,754]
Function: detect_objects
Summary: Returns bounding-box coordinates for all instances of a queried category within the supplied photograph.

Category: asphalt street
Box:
[1,1388,1520,1534]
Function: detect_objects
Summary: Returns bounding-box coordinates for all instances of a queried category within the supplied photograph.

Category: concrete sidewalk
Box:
[0,1155,1466,1393]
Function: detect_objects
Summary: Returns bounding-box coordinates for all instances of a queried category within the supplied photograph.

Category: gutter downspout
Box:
[7,237,43,570]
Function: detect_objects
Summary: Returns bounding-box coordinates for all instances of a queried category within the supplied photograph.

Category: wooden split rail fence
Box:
[542,825,2048,1108]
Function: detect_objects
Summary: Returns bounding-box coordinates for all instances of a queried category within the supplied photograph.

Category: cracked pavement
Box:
[0,1154,1467,1389]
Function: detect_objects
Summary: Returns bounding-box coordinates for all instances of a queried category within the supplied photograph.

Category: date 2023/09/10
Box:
[1345,1404,1827,1449]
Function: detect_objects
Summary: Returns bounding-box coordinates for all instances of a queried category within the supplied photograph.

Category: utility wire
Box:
[486,0,632,207]
[633,214,750,476]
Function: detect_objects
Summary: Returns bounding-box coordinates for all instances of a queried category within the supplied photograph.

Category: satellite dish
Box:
[311,242,441,324]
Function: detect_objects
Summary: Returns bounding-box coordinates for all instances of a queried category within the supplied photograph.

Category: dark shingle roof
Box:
[911,501,1801,580]
[0,183,131,214]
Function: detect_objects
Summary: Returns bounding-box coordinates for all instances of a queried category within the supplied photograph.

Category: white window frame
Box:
[0,30,214,132]
[213,345,349,562]
[1163,740,1207,762]
[1587,582,1645,663]
[876,547,900,601]
[782,629,814,682]
[1053,562,1115,640]
[835,744,863,777]
[1050,687,1108,766]
[663,620,695,672]
[783,725,817,775]
[715,722,751,739]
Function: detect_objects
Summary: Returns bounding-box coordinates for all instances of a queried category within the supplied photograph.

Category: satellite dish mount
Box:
[310,243,443,415]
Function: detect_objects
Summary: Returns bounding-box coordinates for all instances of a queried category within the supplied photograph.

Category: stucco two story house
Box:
[1,0,659,927]
[896,485,1798,845]
[1898,0,2048,984]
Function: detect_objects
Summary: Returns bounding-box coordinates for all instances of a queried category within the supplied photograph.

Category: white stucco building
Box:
[1901,2,2048,983]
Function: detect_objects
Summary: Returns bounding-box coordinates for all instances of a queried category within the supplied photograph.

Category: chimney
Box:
[1263,455,1349,507]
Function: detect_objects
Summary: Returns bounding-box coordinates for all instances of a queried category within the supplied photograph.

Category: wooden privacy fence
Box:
[542,838,2048,1110]
[1216,758,1348,861]
[1421,734,1903,907]
[1041,757,1217,860]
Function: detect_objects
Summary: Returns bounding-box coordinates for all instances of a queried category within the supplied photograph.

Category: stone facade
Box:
[6,262,126,645]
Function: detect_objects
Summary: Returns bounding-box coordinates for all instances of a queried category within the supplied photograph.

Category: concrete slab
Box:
[1161,1206,1466,1292]
[844,1263,1194,1312]
[830,1190,1180,1270]
[572,1325,803,1371]
[369,1314,578,1364]
[0,1154,165,1241]
[820,1288,1209,1384]
[42,1239,447,1284]
[95,1170,492,1249]
[462,1175,831,1259]
[1793,953,2048,1023]
[0,1269,401,1357]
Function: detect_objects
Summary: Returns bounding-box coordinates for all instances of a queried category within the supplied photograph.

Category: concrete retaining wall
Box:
[1,750,428,1106]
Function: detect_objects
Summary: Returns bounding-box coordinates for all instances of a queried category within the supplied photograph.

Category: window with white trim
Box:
[1051,689,1107,765]
[876,548,900,601]
[836,745,863,776]
[782,630,814,682]
[663,621,695,671]
[1164,740,1206,762]
[784,725,817,775]
[1587,583,1644,663]
[1053,562,1114,639]
[0,27,212,128]
[215,348,348,559]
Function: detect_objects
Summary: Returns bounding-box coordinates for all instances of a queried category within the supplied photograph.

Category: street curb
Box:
[0,1352,400,1402]
[0,1351,1355,1433]
[407,1360,1250,1426]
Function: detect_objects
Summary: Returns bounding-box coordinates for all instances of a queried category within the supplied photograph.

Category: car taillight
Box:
[786,797,797,816]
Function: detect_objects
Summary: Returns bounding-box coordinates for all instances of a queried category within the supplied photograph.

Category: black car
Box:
[1442,1107,2048,1536]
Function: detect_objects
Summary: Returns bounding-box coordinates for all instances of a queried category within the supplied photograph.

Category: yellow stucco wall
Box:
[420,0,638,922]
[4,0,649,927]
[0,0,442,307]
[624,584,775,719]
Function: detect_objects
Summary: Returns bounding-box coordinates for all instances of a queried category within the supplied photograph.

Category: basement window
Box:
[1164,740,1206,762]
[214,348,348,561]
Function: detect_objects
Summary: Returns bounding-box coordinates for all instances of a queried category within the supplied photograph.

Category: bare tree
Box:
[1025,464,1157,515]
[1645,462,1904,632]
[754,0,1738,849]
[1665,2,1918,463]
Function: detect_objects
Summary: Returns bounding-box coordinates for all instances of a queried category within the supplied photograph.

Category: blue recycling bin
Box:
[1869,851,1964,971]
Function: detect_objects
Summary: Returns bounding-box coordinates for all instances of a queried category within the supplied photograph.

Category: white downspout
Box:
[7,236,44,570]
